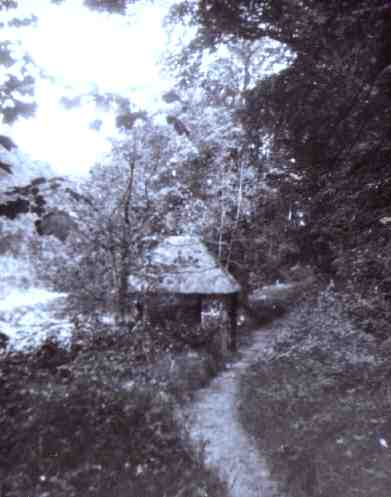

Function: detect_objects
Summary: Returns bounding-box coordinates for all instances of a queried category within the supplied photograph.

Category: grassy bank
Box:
[238,286,391,497]
[0,320,227,497]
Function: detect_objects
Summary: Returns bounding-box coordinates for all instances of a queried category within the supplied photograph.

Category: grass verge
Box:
[238,286,391,497]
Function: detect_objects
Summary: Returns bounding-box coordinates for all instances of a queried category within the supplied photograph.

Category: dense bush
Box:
[238,286,391,497]
[0,320,227,497]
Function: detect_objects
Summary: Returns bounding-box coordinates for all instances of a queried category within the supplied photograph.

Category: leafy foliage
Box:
[0,0,38,124]
[175,0,391,337]
[0,324,226,497]
[83,0,130,15]
[0,40,36,124]
[239,286,391,497]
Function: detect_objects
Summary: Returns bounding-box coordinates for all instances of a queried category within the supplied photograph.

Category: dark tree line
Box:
[166,0,391,337]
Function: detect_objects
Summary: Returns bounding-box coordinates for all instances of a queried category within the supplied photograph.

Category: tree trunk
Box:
[115,146,136,324]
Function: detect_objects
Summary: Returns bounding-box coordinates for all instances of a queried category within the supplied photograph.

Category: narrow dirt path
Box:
[184,326,283,497]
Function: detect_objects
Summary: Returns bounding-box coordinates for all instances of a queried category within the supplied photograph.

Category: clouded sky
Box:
[2,0,175,176]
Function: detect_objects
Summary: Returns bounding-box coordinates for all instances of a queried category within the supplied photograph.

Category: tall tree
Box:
[173,0,391,336]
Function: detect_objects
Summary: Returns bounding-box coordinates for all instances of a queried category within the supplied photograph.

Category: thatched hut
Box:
[128,236,241,351]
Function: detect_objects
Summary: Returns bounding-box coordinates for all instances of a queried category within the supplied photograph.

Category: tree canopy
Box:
[175,0,391,336]
[2,0,391,336]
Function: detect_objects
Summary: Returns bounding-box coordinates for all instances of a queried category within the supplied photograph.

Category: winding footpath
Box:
[184,326,283,497]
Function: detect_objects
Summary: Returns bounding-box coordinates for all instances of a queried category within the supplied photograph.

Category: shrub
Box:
[0,325,226,497]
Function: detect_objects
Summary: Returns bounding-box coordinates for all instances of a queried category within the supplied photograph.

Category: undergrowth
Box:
[238,285,391,497]
[0,319,227,497]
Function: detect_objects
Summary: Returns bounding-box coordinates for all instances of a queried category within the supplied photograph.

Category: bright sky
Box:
[2,0,175,176]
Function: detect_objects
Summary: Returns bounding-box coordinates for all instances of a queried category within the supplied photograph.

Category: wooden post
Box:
[196,295,203,325]
[135,297,144,322]
[227,293,238,352]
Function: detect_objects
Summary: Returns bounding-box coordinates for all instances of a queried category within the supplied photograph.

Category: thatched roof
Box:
[128,236,240,295]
